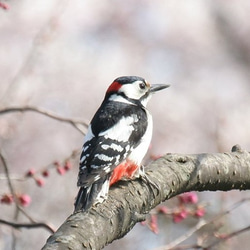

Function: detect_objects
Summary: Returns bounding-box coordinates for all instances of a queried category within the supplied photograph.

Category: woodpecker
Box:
[74,76,169,212]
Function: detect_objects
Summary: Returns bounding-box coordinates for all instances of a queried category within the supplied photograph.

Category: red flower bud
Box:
[194,207,205,218]
[149,214,159,234]
[64,161,72,171]
[1,194,13,204]
[42,170,49,177]
[26,168,36,177]
[157,205,168,214]
[57,166,66,175]
[19,194,31,207]
[179,192,198,204]
[53,161,60,167]
[173,209,188,223]
[0,2,10,10]
[36,178,45,187]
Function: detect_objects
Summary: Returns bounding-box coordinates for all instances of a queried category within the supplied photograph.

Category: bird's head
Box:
[106,76,170,107]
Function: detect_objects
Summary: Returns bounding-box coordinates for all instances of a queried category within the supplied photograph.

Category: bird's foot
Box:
[138,165,159,191]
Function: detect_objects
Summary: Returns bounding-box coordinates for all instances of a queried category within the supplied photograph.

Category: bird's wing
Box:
[77,101,147,187]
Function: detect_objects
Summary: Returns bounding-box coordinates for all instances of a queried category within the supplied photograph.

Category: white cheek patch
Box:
[118,81,145,100]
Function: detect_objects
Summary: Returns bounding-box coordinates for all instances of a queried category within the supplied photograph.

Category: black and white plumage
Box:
[74,76,169,212]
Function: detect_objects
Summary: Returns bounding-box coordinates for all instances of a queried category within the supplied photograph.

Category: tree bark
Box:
[42,145,250,250]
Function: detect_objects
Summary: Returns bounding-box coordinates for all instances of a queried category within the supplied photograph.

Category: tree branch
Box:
[0,105,88,134]
[42,145,250,250]
[0,219,55,234]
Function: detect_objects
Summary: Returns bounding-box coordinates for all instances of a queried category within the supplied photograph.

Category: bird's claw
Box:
[138,165,159,191]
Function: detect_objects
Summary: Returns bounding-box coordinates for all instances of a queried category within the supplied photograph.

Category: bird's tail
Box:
[74,175,110,213]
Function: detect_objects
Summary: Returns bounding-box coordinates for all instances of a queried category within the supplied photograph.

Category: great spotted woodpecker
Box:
[74,76,169,212]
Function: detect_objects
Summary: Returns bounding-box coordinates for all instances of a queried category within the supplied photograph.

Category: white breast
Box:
[128,110,153,165]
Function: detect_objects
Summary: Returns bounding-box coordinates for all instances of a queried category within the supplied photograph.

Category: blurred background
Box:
[0,0,250,249]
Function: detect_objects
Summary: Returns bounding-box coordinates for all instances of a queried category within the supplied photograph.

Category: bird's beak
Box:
[150,84,170,93]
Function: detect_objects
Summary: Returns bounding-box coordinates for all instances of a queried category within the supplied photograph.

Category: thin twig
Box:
[156,219,207,250]
[0,151,56,234]
[207,225,250,249]
[0,151,19,217]
[157,198,250,250]
[0,151,44,221]
[163,225,250,250]
[0,148,80,183]
[0,174,26,181]
[0,219,55,234]
[0,105,88,134]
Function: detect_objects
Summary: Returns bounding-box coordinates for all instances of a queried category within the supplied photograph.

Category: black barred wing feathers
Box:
[77,101,148,187]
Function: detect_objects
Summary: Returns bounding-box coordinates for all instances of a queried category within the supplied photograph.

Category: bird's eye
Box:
[139,82,146,89]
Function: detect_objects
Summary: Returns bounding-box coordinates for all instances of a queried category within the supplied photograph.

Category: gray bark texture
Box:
[42,145,250,250]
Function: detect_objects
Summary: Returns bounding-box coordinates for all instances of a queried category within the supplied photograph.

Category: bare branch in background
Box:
[0,151,19,216]
[0,105,88,134]
[0,219,55,234]
[157,197,250,250]
[0,151,56,236]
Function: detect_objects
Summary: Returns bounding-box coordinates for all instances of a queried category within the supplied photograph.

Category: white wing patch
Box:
[95,154,114,162]
[101,143,123,152]
[99,116,135,142]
